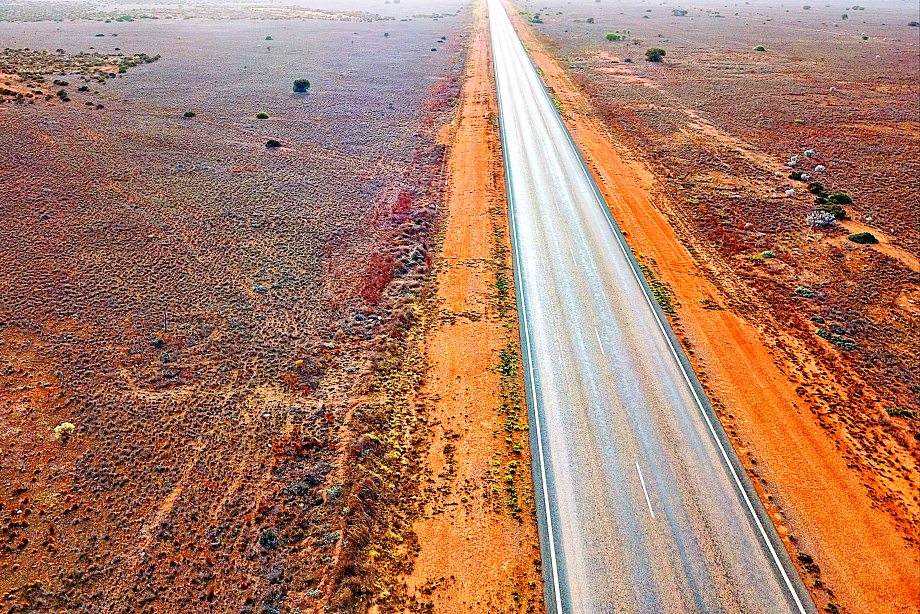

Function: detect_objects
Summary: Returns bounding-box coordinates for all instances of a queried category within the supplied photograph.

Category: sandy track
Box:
[505,4,919,613]
[402,0,545,610]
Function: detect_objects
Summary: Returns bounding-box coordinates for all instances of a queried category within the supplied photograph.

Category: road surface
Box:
[488,1,816,612]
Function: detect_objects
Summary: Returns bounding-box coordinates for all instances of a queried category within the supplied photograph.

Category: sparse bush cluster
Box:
[645,47,666,62]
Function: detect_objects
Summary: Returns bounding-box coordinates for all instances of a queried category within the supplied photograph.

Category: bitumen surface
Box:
[488,1,816,611]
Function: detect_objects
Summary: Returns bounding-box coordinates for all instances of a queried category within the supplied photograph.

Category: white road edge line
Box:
[569,246,577,266]
[511,198,566,614]
[594,326,606,356]
[492,7,565,611]
[498,2,806,612]
[635,461,655,518]
[576,127,810,614]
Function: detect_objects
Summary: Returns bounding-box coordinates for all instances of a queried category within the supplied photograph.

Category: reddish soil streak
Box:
[403,1,544,611]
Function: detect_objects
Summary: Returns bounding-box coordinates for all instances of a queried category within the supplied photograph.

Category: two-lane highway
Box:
[488,1,816,611]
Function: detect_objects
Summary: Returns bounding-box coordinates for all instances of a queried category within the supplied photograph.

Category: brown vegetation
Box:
[0,6,469,612]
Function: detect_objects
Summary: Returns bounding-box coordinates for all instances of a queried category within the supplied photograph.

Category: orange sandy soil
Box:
[400,0,544,611]
[506,3,919,613]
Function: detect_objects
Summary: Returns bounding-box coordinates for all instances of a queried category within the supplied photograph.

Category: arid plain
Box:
[1,0,918,612]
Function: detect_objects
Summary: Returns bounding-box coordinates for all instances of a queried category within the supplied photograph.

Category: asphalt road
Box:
[488,1,816,612]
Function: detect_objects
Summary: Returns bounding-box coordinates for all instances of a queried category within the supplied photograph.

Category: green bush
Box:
[828,192,852,205]
[886,407,915,418]
[816,327,857,351]
[265,139,282,148]
[847,231,878,244]
[256,112,269,119]
[818,203,847,219]
[645,47,666,62]
[754,45,766,51]
[293,78,311,93]
[606,32,623,41]
[183,111,195,117]
[807,181,826,195]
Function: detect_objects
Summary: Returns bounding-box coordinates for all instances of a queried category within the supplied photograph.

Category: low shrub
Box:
[754,45,766,51]
[847,231,878,244]
[816,327,857,351]
[183,111,195,117]
[828,191,852,205]
[256,112,269,119]
[265,139,282,148]
[886,407,915,418]
[645,47,666,62]
[807,181,826,195]
[293,78,311,93]
[818,203,847,219]
[806,210,836,228]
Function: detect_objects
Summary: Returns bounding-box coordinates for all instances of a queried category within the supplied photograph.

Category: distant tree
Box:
[293,78,311,93]
[256,112,269,119]
[672,8,688,16]
[586,17,595,23]
[265,35,273,40]
[265,139,282,148]
[841,13,849,19]
[909,20,919,27]
[183,111,195,117]
[645,47,666,62]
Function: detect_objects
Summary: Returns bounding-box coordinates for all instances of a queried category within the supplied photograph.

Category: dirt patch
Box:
[402,1,544,611]
[507,3,919,613]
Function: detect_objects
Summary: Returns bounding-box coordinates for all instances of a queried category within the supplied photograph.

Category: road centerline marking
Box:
[636,461,655,518]
[594,326,606,356]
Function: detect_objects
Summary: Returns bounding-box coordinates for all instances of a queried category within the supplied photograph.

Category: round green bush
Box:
[645,47,666,62]
[256,112,269,119]
[848,232,878,244]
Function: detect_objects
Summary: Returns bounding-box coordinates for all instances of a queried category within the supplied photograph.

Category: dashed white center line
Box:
[636,461,655,518]
[569,246,577,265]
[594,326,606,356]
